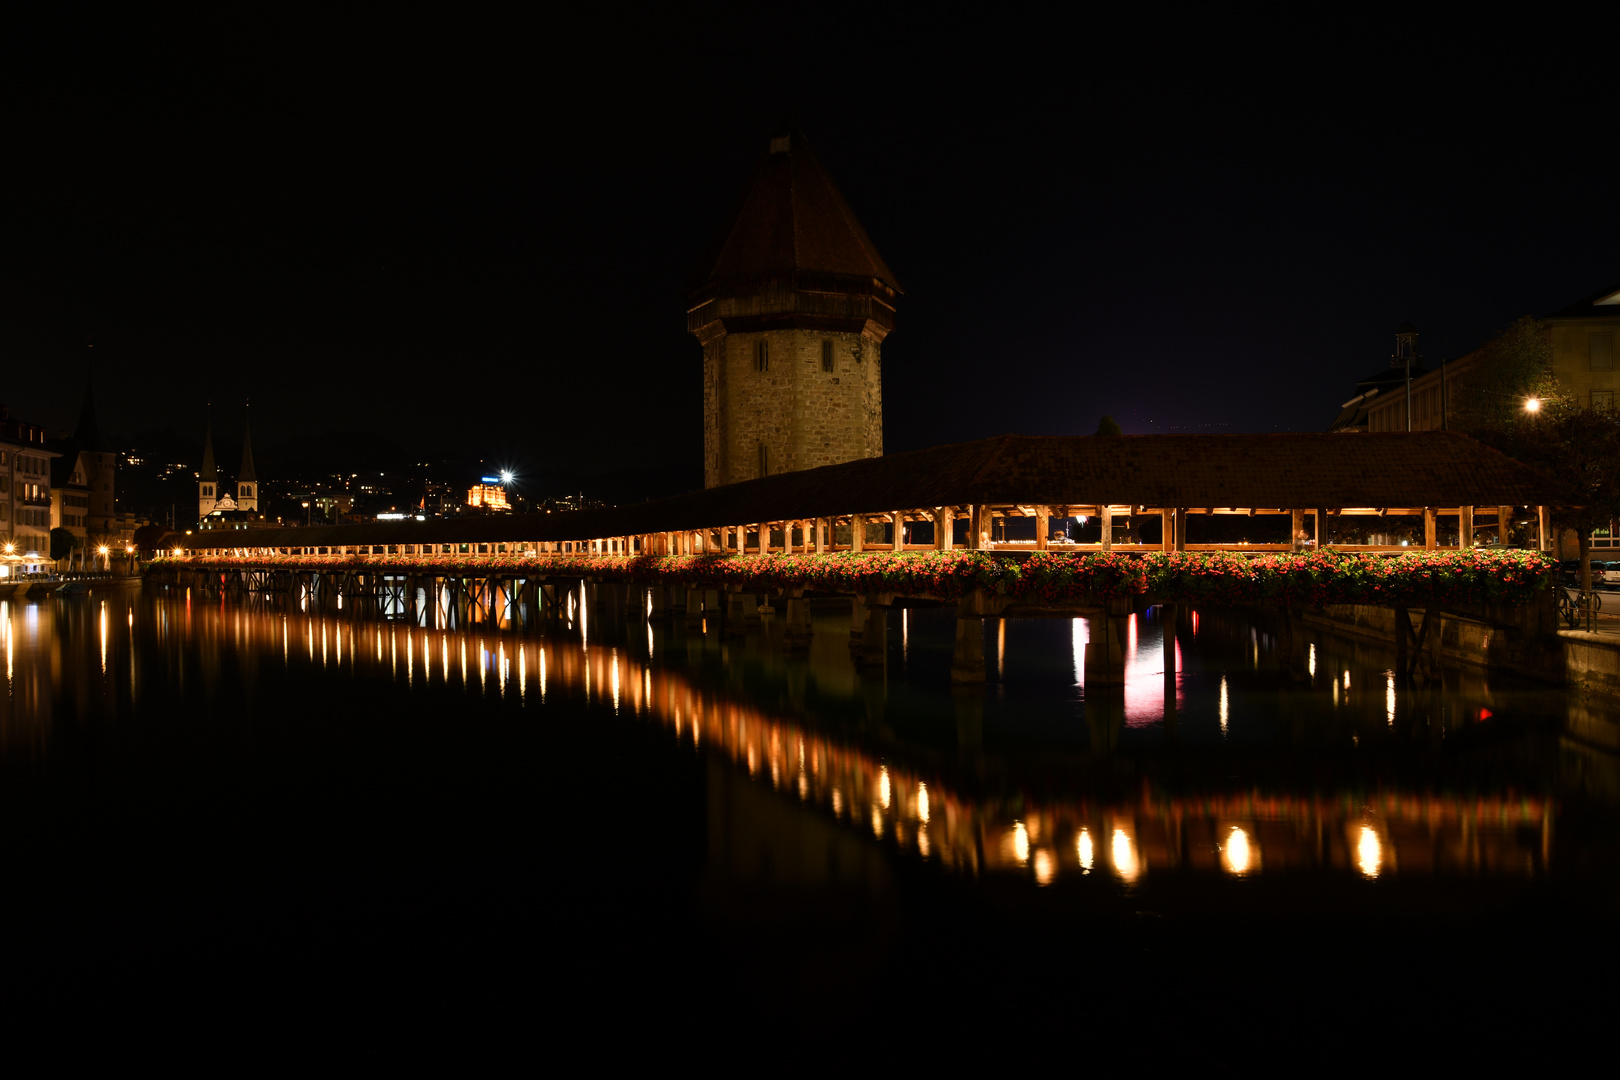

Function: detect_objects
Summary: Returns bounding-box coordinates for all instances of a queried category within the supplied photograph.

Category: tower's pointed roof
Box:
[689,123,901,295]
[200,408,217,482]
[75,376,108,452]
[238,407,257,483]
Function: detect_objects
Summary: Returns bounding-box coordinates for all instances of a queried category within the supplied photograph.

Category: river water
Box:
[3,584,1616,1055]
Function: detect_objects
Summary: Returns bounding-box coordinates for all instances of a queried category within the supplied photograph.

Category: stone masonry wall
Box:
[704,328,882,488]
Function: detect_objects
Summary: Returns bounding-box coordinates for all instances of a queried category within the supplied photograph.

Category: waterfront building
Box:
[1350,285,1619,435]
[1327,322,1434,433]
[47,380,119,566]
[0,404,60,573]
[689,124,900,488]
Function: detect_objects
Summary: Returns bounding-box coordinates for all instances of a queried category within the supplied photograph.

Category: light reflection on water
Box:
[1,588,1612,896]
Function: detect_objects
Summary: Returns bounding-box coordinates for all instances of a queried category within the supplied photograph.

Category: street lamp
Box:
[1524,397,1541,413]
[302,501,311,526]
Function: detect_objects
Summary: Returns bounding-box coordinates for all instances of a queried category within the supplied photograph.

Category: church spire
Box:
[75,374,108,452]
[200,406,217,481]
[238,405,257,483]
[236,402,259,512]
[199,405,219,523]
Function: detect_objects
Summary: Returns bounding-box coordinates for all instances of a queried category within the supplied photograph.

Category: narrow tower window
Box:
[822,339,834,372]
[754,339,769,372]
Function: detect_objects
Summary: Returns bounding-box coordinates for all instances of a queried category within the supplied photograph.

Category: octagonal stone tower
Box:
[688,125,901,488]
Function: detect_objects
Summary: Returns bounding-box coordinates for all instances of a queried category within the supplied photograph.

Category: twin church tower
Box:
[690,125,900,488]
[197,407,257,521]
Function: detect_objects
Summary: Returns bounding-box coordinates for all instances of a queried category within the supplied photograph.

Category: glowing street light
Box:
[1524,397,1541,413]
[499,470,515,485]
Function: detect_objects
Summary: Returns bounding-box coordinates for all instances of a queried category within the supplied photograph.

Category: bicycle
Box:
[1558,585,1603,629]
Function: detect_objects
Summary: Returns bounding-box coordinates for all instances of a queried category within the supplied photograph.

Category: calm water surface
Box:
[3,583,1616,1054]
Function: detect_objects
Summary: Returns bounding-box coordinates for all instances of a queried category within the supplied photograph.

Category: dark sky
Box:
[11,10,1614,499]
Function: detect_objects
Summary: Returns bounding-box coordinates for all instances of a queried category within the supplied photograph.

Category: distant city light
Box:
[499,470,515,485]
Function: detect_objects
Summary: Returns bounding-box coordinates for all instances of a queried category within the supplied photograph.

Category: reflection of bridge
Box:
[101,592,1557,885]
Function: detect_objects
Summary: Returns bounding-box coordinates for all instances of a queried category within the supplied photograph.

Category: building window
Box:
[1591,332,1614,371]
[1594,390,1615,412]
[754,339,769,372]
[822,339,835,372]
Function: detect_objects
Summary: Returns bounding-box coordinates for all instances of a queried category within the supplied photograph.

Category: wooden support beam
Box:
[1460,505,1473,549]
[1162,508,1175,552]
[1424,507,1437,549]
[1498,505,1512,546]
[1101,505,1113,553]
[936,506,954,551]
[851,514,865,553]
[892,510,903,552]
[1035,505,1049,551]
[1291,509,1304,552]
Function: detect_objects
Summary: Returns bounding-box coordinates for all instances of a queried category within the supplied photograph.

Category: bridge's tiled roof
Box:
[183,432,1562,549]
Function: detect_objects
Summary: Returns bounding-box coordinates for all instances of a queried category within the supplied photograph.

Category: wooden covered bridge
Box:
[154,433,1558,686]
[175,432,1557,560]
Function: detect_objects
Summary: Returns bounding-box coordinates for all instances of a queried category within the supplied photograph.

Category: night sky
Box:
[12,12,1614,501]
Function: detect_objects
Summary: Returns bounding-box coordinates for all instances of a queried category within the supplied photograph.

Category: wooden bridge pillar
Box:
[783,594,813,651]
[891,511,904,551]
[722,588,747,636]
[1460,505,1474,548]
[935,506,953,551]
[1424,507,1438,549]
[1084,615,1126,685]
[950,615,985,684]
[1035,506,1049,551]
[1497,505,1512,546]
[1162,603,1179,718]
[1291,509,1304,552]
[851,597,888,669]
[1161,509,1175,552]
[851,514,865,553]
[684,587,704,629]
[814,518,827,554]
[1100,506,1113,552]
